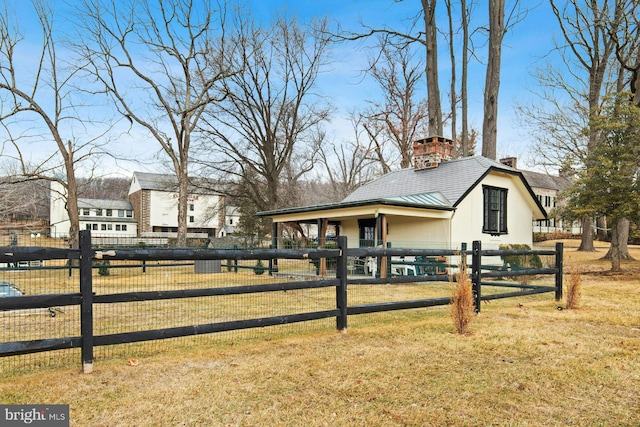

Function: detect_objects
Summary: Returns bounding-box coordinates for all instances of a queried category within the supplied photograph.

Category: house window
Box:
[122,225,127,231]
[189,204,195,211]
[106,209,113,217]
[107,224,112,230]
[116,224,121,231]
[126,210,133,218]
[82,208,90,216]
[101,224,107,231]
[483,186,508,235]
[229,218,233,225]
[118,210,125,217]
[86,224,91,230]
[96,209,102,216]
[92,224,98,230]
[189,216,195,223]
[358,218,377,247]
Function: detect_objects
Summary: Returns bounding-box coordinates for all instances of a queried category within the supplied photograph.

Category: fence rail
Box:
[0,231,563,373]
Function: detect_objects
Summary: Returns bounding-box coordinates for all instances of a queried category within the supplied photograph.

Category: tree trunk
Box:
[65,171,80,250]
[176,167,189,248]
[607,219,622,272]
[596,216,608,241]
[602,218,634,261]
[482,0,504,160]
[445,0,457,143]
[422,0,443,136]
[461,0,470,156]
[578,218,595,252]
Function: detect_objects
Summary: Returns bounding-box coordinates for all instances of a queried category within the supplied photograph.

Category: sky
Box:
[2,0,565,178]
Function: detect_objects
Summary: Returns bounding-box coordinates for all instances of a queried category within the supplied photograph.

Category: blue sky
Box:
[252,0,564,169]
[4,0,564,176]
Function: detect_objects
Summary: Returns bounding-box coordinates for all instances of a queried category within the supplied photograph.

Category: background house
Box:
[50,181,138,238]
[128,172,224,239]
[499,157,581,235]
[219,205,241,237]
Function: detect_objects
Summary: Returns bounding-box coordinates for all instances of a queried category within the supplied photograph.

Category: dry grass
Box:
[1,242,639,426]
[565,266,582,310]
[450,268,474,334]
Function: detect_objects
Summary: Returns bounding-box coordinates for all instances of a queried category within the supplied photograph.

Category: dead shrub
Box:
[451,267,475,334]
[565,266,582,309]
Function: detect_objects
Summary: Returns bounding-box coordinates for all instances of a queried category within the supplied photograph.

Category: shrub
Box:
[499,244,542,285]
[565,266,582,309]
[95,260,111,276]
[499,244,542,268]
[451,267,475,335]
[254,259,266,275]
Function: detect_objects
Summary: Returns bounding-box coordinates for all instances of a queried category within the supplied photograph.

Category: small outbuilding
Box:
[258,137,547,253]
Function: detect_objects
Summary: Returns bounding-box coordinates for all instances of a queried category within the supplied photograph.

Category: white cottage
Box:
[259,137,547,251]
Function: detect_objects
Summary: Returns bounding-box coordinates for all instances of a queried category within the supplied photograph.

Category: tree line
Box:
[0,0,638,269]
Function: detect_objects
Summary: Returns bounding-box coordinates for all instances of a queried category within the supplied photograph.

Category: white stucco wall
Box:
[49,181,70,237]
[148,190,221,230]
[451,174,534,250]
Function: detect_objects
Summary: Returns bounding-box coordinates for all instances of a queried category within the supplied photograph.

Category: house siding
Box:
[451,174,534,249]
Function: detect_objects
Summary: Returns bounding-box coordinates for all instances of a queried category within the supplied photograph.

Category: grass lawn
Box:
[1,241,639,426]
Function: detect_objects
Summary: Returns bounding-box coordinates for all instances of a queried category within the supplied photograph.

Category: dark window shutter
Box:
[483,187,490,232]
[500,189,508,233]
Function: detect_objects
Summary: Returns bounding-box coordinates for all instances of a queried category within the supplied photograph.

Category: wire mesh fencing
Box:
[0,231,563,374]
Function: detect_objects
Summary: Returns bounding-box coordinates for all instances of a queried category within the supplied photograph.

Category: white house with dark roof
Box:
[259,137,547,252]
[500,157,580,235]
[50,182,138,238]
[128,171,224,238]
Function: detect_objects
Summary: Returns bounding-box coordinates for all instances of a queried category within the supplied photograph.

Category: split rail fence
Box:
[0,230,563,373]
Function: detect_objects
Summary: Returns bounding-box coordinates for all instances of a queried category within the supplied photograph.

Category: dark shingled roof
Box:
[343,156,518,207]
[131,172,179,192]
[520,170,571,192]
[131,171,220,195]
[78,198,133,210]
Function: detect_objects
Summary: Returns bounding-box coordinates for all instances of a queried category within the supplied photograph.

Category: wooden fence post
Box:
[335,236,348,332]
[555,242,563,301]
[79,230,94,374]
[471,240,482,313]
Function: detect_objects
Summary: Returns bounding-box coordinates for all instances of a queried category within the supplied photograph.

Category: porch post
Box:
[379,214,387,279]
[317,218,328,276]
[271,221,278,274]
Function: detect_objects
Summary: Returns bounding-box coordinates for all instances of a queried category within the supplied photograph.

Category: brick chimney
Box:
[413,136,454,170]
[499,157,517,169]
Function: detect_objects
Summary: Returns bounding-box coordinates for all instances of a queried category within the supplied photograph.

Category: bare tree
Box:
[318,114,378,202]
[362,40,429,169]
[421,0,443,136]
[445,0,458,142]
[482,0,527,160]
[77,0,233,246]
[549,0,620,251]
[0,1,109,248]
[0,179,49,224]
[198,15,331,214]
[609,0,640,107]
[520,0,620,251]
[460,0,472,156]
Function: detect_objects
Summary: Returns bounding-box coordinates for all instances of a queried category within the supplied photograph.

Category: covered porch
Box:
[259,194,456,279]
